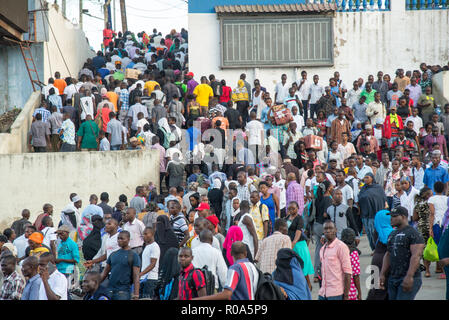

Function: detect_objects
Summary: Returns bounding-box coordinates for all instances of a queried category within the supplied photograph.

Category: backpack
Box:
[188,266,215,296]
[254,267,286,300]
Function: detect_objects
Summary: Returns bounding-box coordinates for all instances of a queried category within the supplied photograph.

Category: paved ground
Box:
[308,234,446,300]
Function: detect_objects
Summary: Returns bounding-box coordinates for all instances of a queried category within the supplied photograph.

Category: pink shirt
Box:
[319,238,352,298]
[123,218,145,248]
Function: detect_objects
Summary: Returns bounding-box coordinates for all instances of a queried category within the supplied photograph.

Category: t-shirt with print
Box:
[387,225,424,278]
[42,227,57,249]
[56,238,80,274]
[140,242,160,280]
[106,249,141,291]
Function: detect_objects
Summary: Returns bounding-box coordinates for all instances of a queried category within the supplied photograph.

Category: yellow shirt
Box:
[193,84,213,107]
[144,80,160,95]
[249,202,270,240]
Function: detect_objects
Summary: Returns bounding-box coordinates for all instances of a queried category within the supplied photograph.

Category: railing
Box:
[307,0,391,11]
[405,0,448,10]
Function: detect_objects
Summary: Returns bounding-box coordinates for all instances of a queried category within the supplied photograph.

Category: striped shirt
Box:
[225,258,259,300]
[178,263,206,300]
[33,107,51,123]
[170,214,188,244]
[286,181,305,215]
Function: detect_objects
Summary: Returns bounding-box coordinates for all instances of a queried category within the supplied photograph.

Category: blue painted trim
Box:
[189,0,308,14]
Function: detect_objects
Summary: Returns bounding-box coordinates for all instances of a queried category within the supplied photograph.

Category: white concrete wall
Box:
[42,4,95,82]
[432,71,449,106]
[0,150,160,230]
[188,8,449,95]
[0,92,41,154]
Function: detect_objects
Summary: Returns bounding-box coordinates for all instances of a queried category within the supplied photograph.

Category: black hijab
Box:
[273,248,304,286]
[341,228,361,255]
[155,215,179,262]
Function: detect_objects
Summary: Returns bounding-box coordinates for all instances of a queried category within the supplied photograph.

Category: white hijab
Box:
[158,118,171,133]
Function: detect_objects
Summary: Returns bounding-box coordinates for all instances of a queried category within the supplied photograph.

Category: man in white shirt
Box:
[79,90,95,121]
[192,230,227,290]
[127,97,149,137]
[346,80,362,109]
[140,227,160,298]
[63,79,78,101]
[297,70,312,119]
[405,107,423,135]
[14,225,34,259]
[246,111,265,164]
[308,74,325,118]
[41,216,57,255]
[191,217,221,251]
[274,74,289,104]
[38,252,68,300]
[123,208,145,255]
[42,79,59,99]
[86,218,121,271]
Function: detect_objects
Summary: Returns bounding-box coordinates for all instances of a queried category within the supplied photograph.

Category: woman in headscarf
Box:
[208,178,224,220]
[366,209,393,300]
[399,176,419,224]
[231,197,241,225]
[157,118,172,149]
[272,248,311,300]
[231,79,249,127]
[154,247,180,300]
[222,225,253,266]
[154,215,179,263]
[341,228,362,300]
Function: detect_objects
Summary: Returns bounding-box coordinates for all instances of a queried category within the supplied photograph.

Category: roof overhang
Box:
[215,3,337,15]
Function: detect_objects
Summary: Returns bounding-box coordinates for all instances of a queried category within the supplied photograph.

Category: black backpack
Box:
[254,267,286,300]
[188,266,215,296]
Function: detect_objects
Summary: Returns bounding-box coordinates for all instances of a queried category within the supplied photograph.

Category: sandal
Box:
[439,274,446,279]
[425,272,431,278]
[314,277,319,283]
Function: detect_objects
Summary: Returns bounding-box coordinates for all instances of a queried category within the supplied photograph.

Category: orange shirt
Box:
[212,116,229,132]
[54,79,67,95]
[106,91,119,112]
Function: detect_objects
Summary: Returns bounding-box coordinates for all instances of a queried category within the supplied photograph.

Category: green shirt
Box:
[360,89,377,105]
[77,120,99,149]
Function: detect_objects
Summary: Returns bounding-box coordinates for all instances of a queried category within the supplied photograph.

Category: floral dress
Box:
[349,250,361,300]
[415,198,431,243]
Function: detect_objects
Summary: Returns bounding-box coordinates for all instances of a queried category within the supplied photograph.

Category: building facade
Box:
[188,0,449,94]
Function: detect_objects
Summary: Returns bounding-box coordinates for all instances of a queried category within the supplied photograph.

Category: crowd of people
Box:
[7,25,449,301]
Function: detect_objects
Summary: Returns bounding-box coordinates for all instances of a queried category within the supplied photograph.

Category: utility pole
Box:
[113,0,116,31]
[62,0,66,17]
[120,0,127,33]
[104,0,112,29]
[79,0,83,29]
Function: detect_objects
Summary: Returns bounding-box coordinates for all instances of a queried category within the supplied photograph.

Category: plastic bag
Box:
[423,237,439,262]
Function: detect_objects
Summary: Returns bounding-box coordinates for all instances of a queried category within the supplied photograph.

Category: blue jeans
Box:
[139,279,157,299]
[318,295,343,300]
[111,144,121,151]
[109,290,131,300]
[388,275,422,300]
[362,217,376,251]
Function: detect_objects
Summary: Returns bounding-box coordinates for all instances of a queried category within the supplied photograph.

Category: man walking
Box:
[380,206,425,300]
[319,220,352,300]
[100,230,141,300]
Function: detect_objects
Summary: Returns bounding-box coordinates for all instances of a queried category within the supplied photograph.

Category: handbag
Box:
[87,121,99,149]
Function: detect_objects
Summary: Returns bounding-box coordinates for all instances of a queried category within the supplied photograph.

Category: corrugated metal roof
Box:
[215,3,337,14]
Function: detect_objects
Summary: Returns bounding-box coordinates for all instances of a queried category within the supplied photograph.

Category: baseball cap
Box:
[401,157,410,162]
[196,202,210,211]
[206,215,219,227]
[388,206,408,217]
[186,72,194,77]
[57,225,71,233]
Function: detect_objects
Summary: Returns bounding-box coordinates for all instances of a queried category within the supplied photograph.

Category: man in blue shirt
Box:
[21,256,42,300]
[55,225,80,294]
[423,150,449,192]
[100,231,141,300]
[187,120,201,152]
